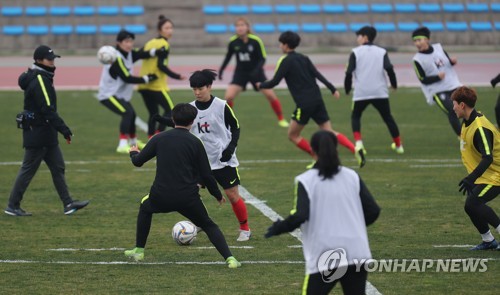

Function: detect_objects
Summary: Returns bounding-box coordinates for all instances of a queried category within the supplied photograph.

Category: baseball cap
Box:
[412,26,431,40]
[116,29,135,42]
[33,45,61,60]
[355,26,377,42]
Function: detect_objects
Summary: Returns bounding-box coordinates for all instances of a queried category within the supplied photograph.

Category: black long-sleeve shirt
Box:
[219,34,267,77]
[129,128,223,201]
[109,47,151,83]
[413,45,455,85]
[156,37,182,79]
[260,51,337,108]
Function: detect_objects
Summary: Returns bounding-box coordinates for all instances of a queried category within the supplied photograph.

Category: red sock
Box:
[119,133,128,140]
[231,198,249,231]
[227,99,234,108]
[393,136,402,147]
[353,131,362,142]
[296,138,313,155]
[336,133,355,153]
[269,99,284,121]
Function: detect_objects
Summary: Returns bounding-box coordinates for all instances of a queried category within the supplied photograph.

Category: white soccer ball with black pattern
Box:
[172,221,197,246]
[97,45,117,65]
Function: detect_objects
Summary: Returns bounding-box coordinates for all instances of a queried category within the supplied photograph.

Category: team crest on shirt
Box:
[248,44,254,52]
[434,58,445,69]
[234,46,240,51]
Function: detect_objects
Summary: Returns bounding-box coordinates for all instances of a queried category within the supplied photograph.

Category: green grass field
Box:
[0,86,498,294]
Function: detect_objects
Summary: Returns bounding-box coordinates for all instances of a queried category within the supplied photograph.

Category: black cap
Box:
[412,26,430,40]
[33,45,61,60]
[355,26,377,42]
[116,29,135,42]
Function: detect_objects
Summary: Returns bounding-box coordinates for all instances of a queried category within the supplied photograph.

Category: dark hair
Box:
[310,131,341,179]
[116,29,135,42]
[279,31,301,49]
[412,26,430,40]
[172,103,197,126]
[451,86,477,108]
[157,15,173,31]
[356,26,377,42]
[189,69,217,88]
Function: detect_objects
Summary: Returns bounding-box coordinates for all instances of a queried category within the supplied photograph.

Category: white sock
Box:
[355,140,363,147]
[480,230,495,242]
[118,138,128,147]
[129,137,137,145]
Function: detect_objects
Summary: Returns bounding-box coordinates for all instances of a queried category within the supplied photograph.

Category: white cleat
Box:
[391,143,404,154]
[236,230,251,242]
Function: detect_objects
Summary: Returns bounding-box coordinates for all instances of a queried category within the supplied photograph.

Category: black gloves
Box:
[459,177,474,196]
[218,71,223,81]
[220,144,236,162]
[264,220,283,238]
[143,74,158,83]
[62,128,73,142]
[152,114,175,127]
[156,47,168,58]
[491,75,500,88]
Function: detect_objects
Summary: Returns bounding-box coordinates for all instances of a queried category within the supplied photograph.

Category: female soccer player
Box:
[219,17,288,128]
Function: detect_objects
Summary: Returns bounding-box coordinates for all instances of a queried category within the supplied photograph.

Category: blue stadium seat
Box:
[442,3,465,13]
[347,4,369,14]
[229,24,236,33]
[203,5,225,15]
[466,3,489,12]
[227,5,249,15]
[275,4,297,14]
[494,22,500,30]
[398,22,419,32]
[394,3,417,13]
[100,24,122,35]
[125,24,147,34]
[27,25,49,35]
[2,25,24,35]
[51,25,73,35]
[302,23,324,33]
[251,5,273,14]
[74,6,95,16]
[491,3,500,12]
[299,4,321,14]
[121,6,144,16]
[418,3,441,13]
[253,23,276,33]
[350,22,371,32]
[277,23,299,32]
[25,6,47,16]
[49,6,71,16]
[446,21,468,31]
[374,22,396,32]
[204,24,227,34]
[1,6,22,17]
[371,3,393,13]
[98,6,119,16]
[323,4,345,14]
[325,23,348,33]
[422,22,444,31]
[469,21,492,31]
[75,25,97,35]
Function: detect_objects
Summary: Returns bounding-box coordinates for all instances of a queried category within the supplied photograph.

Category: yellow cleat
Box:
[116,145,130,154]
[124,247,144,262]
[136,140,147,149]
[226,256,241,268]
[278,119,289,128]
[391,143,404,154]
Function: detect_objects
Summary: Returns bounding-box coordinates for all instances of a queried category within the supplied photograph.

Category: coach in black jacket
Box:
[5,45,89,216]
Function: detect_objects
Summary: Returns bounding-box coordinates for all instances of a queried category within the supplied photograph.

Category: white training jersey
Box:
[352,45,389,101]
[190,97,239,170]
[413,43,462,105]
[97,51,135,102]
[296,167,372,275]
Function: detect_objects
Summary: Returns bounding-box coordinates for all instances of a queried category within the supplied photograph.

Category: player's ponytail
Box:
[157,15,173,31]
[310,131,341,179]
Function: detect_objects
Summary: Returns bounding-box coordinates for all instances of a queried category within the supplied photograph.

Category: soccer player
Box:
[491,73,500,128]
[451,86,500,251]
[219,17,288,128]
[138,16,186,139]
[258,31,365,168]
[124,103,241,268]
[265,130,380,294]
[412,26,462,136]
[189,69,251,242]
[97,29,160,153]
[344,26,403,155]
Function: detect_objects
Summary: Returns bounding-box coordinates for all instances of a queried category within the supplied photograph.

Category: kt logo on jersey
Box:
[197,121,210,133]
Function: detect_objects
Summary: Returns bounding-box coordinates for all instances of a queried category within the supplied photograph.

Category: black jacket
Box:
[19,65,71,148]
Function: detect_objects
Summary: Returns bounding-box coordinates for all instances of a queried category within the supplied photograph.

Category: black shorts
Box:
[292,101,330,125]
[212,166,240,189]
[230,69,267,91]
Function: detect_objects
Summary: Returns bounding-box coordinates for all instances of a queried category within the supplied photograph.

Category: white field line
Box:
[0,259,303,265]
[432,245,476,248]
[238,185,382,295]
[46,246,254,251]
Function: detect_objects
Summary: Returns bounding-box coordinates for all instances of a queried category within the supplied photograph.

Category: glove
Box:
[458,177,474,196]
[220,144,236,162]
[264,220,283,238]
[152,114,175,127]
[143,74,158,83]
[218,71,223,81]
[62,128,73,143]
[156,47,168,58]
[491,76,499,88]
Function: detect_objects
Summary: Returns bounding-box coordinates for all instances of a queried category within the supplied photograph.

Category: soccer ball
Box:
[97,45,117,65]
[172,221,197,246]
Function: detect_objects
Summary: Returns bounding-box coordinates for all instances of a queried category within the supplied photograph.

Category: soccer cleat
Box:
[136,140,147,149]
[4,207,32,216]
[469,240,498,251]
[226,256,241,268]
[64,200,89,215]
[306,161,316,169]
[124,247,144,261]
[236,230,251,242]
[278,119,289,128]
[116,145,130,154]
[391,143,404,154]
[354,146,366,168]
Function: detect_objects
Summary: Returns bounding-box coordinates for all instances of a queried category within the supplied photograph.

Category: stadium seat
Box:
[49,6,71,16]
[203,5,225,15]
[374,22,396,32]
[491,3,500,12]
[251,5,273,14]
[394,3,417,13]
[253,23,276,33]
[25,6,47,16]
[494,22,500,30]
[325,23,348,33]
[442,3,465,13]
[100,24,122,35]
[124,24,147,34]
[323,4,345,14]
[121,6,144,16]
[371,3,393,13]
[446,21,468,31]
[299,4,321,14]
[347,4,369,14]
[275,4,297,14]
[277,23,299,32]
[27,25,49,35]
[469,21,492,31]
[466,3,489,12]
[418,3,441,13]
[74,6,95,16]
[1,6,22,17]
[51,25,73,35]
[98,6,119,16]
[204,24,227,34]
[227,5,249,15]
[2,25,24,35]
[350,23,371,32]
[422,22,444,31]
[302,23,324,33]
[75,25,97,35]
[398,22,419,32]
